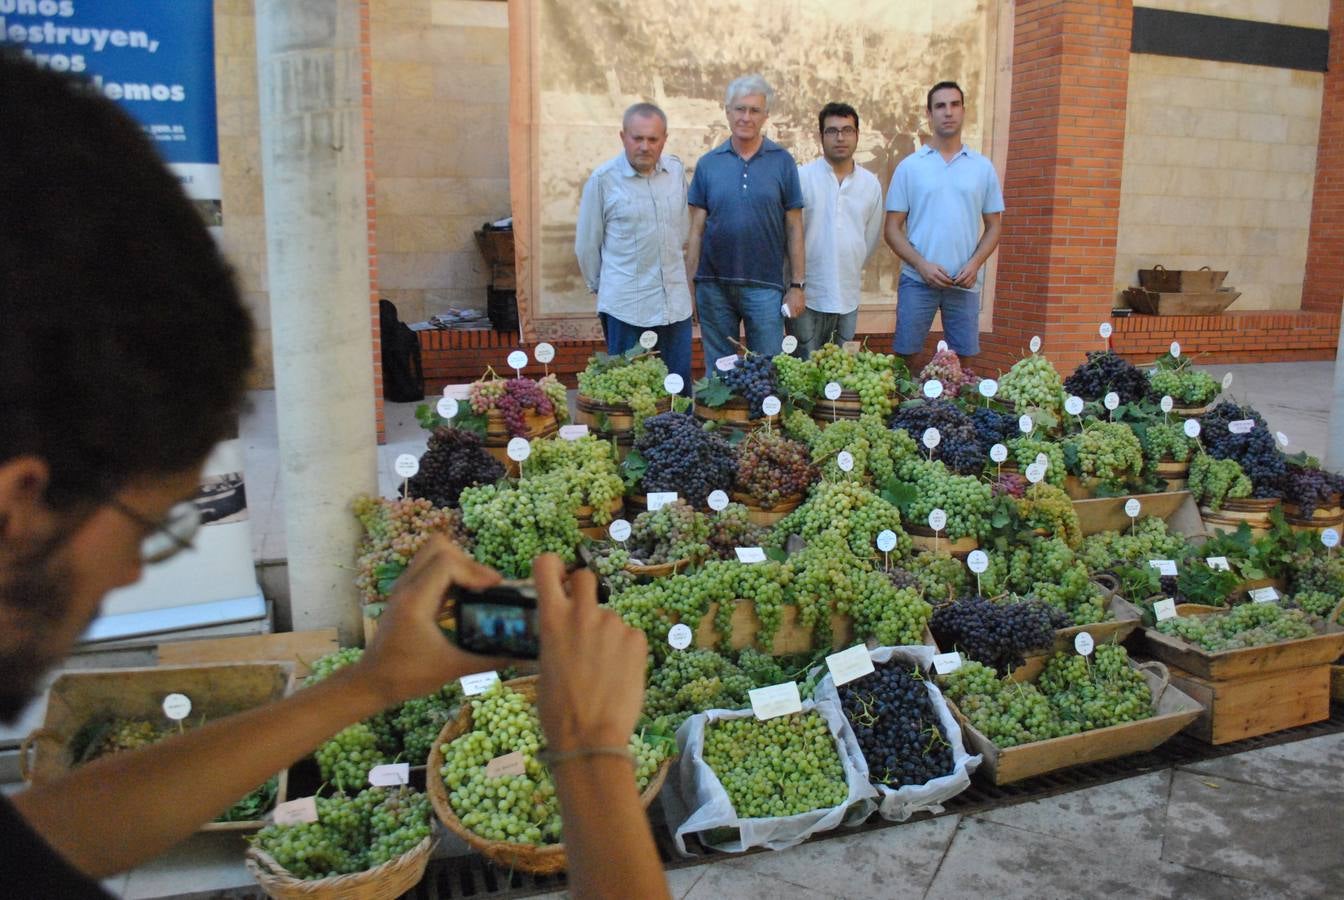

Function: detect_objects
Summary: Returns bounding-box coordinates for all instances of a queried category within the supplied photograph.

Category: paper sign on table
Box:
[749,682,802,720]
[1153,598,1178,621]
[646,491,678,511]
[559,425,589,440]
[273,797,319,825]
[461,671,500,696]
[826,645,875,687]
[1205,556,1230,571]
[1250,587,1279,604]
[368,763,410,787]
[1148,559,1178,576]
[932,652,962,675]
[734,547,767,563]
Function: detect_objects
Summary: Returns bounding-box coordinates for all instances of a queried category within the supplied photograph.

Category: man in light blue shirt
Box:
[885,81,1004,363]
[575,102,692,386]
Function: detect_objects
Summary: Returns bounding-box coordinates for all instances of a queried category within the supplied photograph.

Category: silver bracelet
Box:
[538,746,635,767]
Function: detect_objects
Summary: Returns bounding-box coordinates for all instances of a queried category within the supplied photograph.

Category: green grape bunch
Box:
[1073,421,1144,490]
[459,474,582,577]
[576,351,670,433]
[998,353,1065,419]
[522,435,624,524]
[1188,453,1252,511]
[702,711,850,818]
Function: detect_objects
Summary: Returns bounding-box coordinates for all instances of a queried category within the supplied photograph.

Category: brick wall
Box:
[982,0,1133,375]
[1302,0,1344,313]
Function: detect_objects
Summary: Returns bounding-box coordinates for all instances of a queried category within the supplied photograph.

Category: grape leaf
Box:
[692,374,733,407]
[620,448,648,489]
[374,561,405,596]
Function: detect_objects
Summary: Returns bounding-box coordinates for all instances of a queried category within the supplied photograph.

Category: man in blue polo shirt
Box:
[686,74,805,370]
[885,80,1004,363]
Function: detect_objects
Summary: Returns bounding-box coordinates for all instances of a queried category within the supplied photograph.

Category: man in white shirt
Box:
[575,102,692,387]
[792,102,884,357]
[884,81,1004,363]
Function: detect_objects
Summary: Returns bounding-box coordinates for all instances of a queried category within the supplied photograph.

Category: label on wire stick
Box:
[836,451,855,472]
[437,397,459,419]
[1125,498,1141,518]
[979,378,998,399]
[932,652,962,675]
[1148,559,1177,576]
[1205,556,1230,571]
[1104,392,1120,411]
[922,427,941,450]
[1065,396,1084,416]
[716,354,738,372]
[1184,419,1201,439]
[928,508,947,532]
[485,751,527,778]
[394,454,419,478]
[162,693,192,720]
[639,330,658,349]
[667,623,693,650]
[1019,414,1033,434]
[1029,335,1042,353]
[273,797,319,826]
[1170,341,1182,359]
[824,381,843,401]
[664,373,684,395]
[507,350,528,371]
[461,671,500,696]
[1222,372,1234,390]
[608,519,631,542]
[876,529,898,553]
[1099,322,1113,339]
[533,342,556,364]
[1026,462,1047,484]
[750,682,802,720]
[1275,431,1288,448]
[1322,529,1340,549]
[506,438,530,462]
[937,340,949,352]
[967,550,989,574]
[826,645,875,687]
[646,491,678,511]
[707,490,729,511]
[923,380,944,399]
[1074,632,1095,656]
[1154,598,1177,621]
[1160,396,1173,414]
[762,395,781,417]
[781,335,798,354]
[1035,453,1049,468]
[368,763,410,787]
[558,424,589,440]
[990,443,1008,464]
[734,547,766,564]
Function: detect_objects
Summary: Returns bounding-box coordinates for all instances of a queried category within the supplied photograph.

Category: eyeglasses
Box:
[108,498,202,564]
[823,126,857,138]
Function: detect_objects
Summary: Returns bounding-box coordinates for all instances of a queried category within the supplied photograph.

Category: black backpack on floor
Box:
[379,299,424,402]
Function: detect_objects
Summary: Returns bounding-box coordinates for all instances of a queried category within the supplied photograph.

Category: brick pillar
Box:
[1302,0,1344,314]
[360,0,385,443]
[981,0,1132,374]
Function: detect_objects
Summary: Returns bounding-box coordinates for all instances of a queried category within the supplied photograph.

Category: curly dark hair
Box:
[0,51,254,508]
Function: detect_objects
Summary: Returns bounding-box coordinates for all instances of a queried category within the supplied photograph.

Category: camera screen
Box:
[457,599,540,658]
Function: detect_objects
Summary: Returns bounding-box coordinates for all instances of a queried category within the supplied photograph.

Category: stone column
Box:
[255,0,377,643]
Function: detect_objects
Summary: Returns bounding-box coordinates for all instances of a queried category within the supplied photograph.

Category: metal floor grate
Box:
[399,704,1344,900]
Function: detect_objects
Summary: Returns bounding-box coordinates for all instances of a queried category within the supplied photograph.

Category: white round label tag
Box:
[781,335,799,354]
[979,379,999,399]
[824,381,843,401]
[1222,372,1233,390]
[967,550,989,574]
[1160,396,1174,414]
[1170,341,1181,359]
[1184,419,1201,438]
[534,342,556,364]
[1018,414,1034,434]
[928,508,947,532]
[923,380,944,400]
[837,451,855,472]
[507,350,529,370]
[394,453,420,478]
[1035,453,1049,468]
[937,340,949,352]
[1065,396,1084,416]
[1074,632,1095,656]
[1275,431,1288,448]
[990,443,1008,464]
[608,518,631,542]
[1026,462,1046,484]
[437,397,460,419]
[707,490,730,511]
[162,693,192,721]
[876,529,898,552]
[668,623,693,650]
[1029,336,1042,354]
[922,427,941,450]
[1124,498,1141,518]
[664,373,684,395]
[639,330,658,349]
[506,437,531,462]
[762,395,782,416]
[1099,322,1113,339]
[1322,528,1340,549]
[1104,392,1120,411]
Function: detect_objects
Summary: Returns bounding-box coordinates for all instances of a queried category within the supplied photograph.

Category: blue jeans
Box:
[894,274,980,356]
[694,281,785,373]
[600,313,692,393]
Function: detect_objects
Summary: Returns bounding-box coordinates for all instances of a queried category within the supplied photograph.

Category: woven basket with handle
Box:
[245,834,433,900]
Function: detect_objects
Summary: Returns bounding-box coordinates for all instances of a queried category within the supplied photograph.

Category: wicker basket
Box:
[426,676,672,875]
[245,835,433,900]
[729,490,804,526]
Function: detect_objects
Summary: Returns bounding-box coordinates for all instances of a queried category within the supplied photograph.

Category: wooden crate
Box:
[156,629,339,680]
[1331,665,1344,701]
[1167,663,1332,745]
[22,662,294,831]
[951,662,1204,784]
[1073,490,1204,538]
[1136,609,1344,680]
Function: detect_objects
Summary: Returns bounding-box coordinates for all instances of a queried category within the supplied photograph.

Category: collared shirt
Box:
[797,158,884,315]
[575,152,692,328]
[687,137,804,291]
[885,143,1005,291]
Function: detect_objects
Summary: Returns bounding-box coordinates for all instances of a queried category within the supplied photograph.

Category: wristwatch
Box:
[789,281,805,290]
